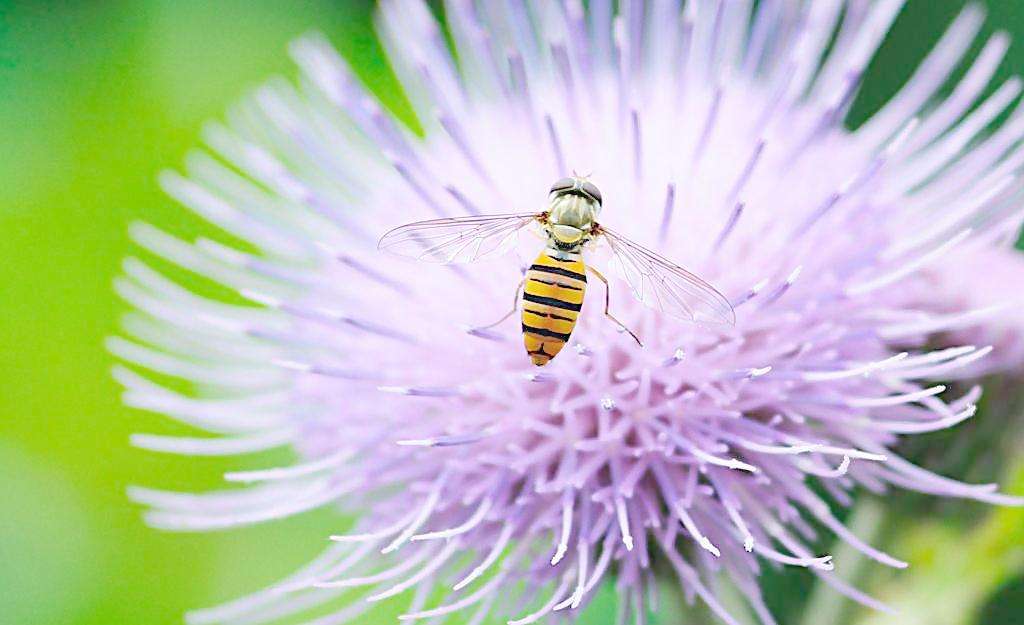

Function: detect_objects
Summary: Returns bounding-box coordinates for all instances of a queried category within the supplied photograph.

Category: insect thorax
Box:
[546,193,599,251]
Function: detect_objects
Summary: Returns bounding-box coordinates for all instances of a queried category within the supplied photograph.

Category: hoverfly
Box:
[378,176,735,366]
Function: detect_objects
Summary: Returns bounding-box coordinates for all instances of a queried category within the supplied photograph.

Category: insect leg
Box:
[587,266,643,347]
[473,278,526,331]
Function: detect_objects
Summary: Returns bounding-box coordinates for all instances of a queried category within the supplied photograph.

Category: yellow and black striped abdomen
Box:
[522,249,587,366]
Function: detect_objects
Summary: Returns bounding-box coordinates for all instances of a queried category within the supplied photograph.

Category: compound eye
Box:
[581,181,602,204]
[550,177,575,193]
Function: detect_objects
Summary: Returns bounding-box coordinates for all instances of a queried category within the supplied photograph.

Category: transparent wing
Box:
[378,213,543,264]
[598,225,736,325]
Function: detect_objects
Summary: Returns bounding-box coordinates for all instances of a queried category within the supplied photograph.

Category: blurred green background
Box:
[1,1,1023,624]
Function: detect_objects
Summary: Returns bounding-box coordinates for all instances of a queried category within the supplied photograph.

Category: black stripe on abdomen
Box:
[522,293,583,311]
[529,277,583,291]
[523,309,575,322]
[522,324,572,341]
[528,264,587,282]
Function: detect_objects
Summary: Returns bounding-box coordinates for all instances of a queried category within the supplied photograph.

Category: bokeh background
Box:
[2,1,1023,624]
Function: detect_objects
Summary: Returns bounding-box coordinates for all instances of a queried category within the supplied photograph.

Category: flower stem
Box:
[800,498,888,625]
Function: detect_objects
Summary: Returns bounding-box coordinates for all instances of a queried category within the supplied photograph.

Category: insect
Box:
[378,176,736,366]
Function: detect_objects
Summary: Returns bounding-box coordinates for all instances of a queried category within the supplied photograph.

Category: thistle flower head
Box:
[115,2,1024,624]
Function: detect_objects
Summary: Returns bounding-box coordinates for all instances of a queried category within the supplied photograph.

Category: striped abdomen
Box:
[522,249,587,366]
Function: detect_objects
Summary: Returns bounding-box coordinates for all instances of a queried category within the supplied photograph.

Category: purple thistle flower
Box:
[114,2,1024,624]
